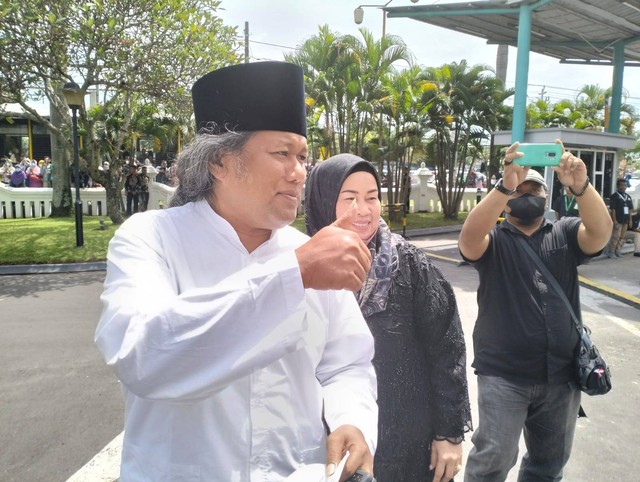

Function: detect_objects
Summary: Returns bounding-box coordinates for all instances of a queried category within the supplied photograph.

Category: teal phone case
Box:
[515,143,562,166]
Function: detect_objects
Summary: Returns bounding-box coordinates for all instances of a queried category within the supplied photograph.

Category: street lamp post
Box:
[354,0,419,38]
[62,81,84,248]
[354,0,419,211]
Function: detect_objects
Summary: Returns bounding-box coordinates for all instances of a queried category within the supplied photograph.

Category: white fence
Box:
[0,168,485,219]
[403,167,486,213]
[0,181,175,219]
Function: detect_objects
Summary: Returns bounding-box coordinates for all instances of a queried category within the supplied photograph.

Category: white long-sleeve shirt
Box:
[95,199,378,481]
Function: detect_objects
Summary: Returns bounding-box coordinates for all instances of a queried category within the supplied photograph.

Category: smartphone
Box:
[514,143,562,166]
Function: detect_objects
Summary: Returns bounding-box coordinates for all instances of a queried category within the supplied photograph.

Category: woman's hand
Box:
[430,439,463,482]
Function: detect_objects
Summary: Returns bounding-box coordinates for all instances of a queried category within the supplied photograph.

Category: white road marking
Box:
[66,431,122,482]
[581,290,640,338]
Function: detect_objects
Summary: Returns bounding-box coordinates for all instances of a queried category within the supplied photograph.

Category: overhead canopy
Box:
[386,0,640,140]
[386,0,640,66]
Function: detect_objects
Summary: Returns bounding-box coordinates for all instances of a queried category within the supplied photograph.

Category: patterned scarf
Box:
[357,218,401,317]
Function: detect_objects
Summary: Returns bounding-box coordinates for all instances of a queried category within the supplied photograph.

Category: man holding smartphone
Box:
[458,141,612,482]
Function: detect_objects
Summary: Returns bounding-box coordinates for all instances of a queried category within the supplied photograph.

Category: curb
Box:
[579,275,640,310]
[394,224,463,238]
[0,261,106,276]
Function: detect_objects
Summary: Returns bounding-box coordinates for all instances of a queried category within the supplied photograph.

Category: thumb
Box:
[331,200,357,230]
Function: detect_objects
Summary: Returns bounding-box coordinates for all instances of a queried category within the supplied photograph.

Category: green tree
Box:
[420,61,512,219]
[342,29,412,159]
[286,25,343,158]
[287,26,411,164]
[0,0,239,222]
[378,66,424,210]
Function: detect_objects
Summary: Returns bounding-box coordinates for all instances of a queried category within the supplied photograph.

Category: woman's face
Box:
[335,170,381,242]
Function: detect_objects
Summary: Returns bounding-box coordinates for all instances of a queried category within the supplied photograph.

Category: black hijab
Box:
[304,154,381,236]
[305,154,401,317]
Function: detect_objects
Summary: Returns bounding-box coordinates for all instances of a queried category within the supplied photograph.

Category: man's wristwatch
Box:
[494,178,516,196]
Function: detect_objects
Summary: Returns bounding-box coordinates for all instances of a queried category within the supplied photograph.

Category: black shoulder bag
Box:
[517,237,612,396]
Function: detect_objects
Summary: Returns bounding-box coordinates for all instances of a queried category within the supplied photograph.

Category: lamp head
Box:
[410,0,419,3]
[62,82,83,109]
[354,7,364,24]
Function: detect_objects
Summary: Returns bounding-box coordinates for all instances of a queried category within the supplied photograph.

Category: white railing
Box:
[0,181,175,219]
[1,170,486,219]
[399,167,486,213]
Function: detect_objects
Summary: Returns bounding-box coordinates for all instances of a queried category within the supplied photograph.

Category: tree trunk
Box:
[104,173,125,224]
[49,106,72,217]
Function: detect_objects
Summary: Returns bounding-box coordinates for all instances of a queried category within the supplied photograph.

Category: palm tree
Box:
[286,25,343,157]
[343,29,412,158]
[378,66,424,210]
[420,61,512,219]
[573,84,637,134]
[286,26,411,164]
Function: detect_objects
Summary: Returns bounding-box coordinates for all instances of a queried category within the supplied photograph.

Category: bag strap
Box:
[515,236,582,336]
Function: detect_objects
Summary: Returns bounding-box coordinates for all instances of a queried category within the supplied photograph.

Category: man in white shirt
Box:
[95,62,378,482]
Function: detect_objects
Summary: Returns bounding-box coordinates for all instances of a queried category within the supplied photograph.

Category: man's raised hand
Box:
[296,201,372,291]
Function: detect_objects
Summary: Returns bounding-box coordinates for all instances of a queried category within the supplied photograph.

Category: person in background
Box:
[124,163,140,215]
[42,158,52,187]
[459,141,612,482]
[475,170,486,190]
[9,163,27,187]
[623,208,640,257]
[95,61,378,482]
[305,154,472,482]
[26,160,43,187]
[137,165,150,211]
[0,158,13,184]
[155,165,170,185]
[606,178,635,258]
[552,185,579,220]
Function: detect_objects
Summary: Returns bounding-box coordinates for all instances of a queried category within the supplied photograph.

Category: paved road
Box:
[433,257,640,482]
[0,272,122,482]
[1,236,638,481]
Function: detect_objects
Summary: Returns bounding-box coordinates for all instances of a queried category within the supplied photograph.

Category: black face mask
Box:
[507,193,546,226]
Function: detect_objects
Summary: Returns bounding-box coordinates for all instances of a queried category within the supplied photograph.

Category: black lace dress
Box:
[366,242,472,481]
[303,153,472,481]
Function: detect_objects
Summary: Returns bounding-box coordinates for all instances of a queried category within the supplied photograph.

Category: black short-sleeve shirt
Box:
[609,190,634,223]
[463,217,594,385]
[552,194,579,218]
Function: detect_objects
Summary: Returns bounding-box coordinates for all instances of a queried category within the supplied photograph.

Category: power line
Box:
[234,30,640,109]
[248,39,300,51]
[234,35,300,51]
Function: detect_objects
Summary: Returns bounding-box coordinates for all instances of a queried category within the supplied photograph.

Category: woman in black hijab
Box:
[305,154,472,482]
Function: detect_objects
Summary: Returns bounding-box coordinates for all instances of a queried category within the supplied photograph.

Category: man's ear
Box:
[209,158,228,181]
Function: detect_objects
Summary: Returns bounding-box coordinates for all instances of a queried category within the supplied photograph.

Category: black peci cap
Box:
[191,61,307,137]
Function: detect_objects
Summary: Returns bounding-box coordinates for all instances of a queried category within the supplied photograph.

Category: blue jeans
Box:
[464,375,581,482]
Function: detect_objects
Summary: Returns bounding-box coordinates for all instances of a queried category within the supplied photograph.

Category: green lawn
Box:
[0,211,466,265]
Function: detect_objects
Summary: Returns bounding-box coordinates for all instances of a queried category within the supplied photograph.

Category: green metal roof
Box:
[385,0,640,140]
[386,0,640,66]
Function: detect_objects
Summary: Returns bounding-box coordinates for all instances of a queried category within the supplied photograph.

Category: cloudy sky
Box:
[218,0,640,110]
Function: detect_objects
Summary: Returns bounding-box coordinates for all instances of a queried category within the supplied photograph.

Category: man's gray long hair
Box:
[169,131,253,208]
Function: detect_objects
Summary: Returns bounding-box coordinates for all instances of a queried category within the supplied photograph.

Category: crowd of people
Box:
[1,153,179,217]
[1,156,52,187]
